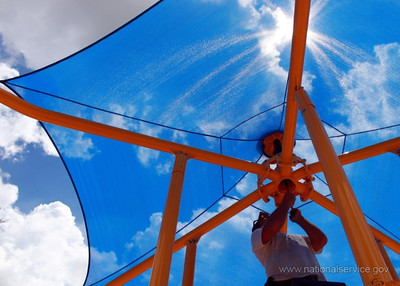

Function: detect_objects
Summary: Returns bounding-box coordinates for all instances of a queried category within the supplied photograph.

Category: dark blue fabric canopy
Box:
[3,0,400,285]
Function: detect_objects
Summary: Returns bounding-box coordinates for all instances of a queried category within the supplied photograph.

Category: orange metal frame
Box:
[1,0,400,285]
[1,87,399,284]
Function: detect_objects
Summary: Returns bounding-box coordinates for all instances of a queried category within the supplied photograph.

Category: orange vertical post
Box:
[182,238,199,286]
[279,218,288,234]
[295,88,392,285]
[281,0,311,172]
[149,152,189,286]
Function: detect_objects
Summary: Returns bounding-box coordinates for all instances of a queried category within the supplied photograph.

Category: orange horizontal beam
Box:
[293,137,400,180]
[107,183,276,285]
[280,0,311,170]
[0,88,277,178]
[309,190,400,255]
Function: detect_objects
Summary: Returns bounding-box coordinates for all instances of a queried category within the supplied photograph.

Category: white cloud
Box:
[237,0,263,29]
[0,170,18,207]
[198,120,228,136]
[127,198,259,257]
[216,197,259,233]
[0,0,157,160]
[0,104,58,160]
[126,212,162,252]
[130,212,162,249]
[50,128,98,160]
[180,198,259,248]
[92,103,178,172]
[92,103,138,130]
[89,247,124,283]
[136,147,161,167]
[338,43,400,133]
[0,63,19,79]
[133,123,175,174]
[310,178,330,197]
[293,140,319,164]
[235,173,257,196]
[155,161,173,175]
[1,68,57,160]
[0,171,88,286]
[0,85,94,162]
[236,1,294,79]
[259,6,293,73]
[0,0,158,70]
[0,1,172,285]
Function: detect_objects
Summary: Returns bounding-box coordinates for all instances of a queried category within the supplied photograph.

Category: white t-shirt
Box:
[251,229,326,281]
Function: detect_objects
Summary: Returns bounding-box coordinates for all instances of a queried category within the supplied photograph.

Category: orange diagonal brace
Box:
[0,87,277,178]
[296,88,392,285]
[309,190,400,255]
[281,0,311,172]
[293,137,400,180]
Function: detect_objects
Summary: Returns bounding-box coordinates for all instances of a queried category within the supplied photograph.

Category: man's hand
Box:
[281,191,296,208]
[278,179,297,193]
[260,190,295,244]
[289,208,303,223]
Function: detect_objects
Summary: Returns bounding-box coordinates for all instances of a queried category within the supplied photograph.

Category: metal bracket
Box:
[257,153,315,204]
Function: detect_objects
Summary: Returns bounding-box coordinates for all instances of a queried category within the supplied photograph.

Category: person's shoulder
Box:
[274,231,287,239]
[286,233,305,239]
[251,228,276,248]
[251,228,263,249]
[286,233,309,243]
[251,228,260,237]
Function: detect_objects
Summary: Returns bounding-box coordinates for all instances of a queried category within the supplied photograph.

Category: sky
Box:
[0,0,157,285]
[0,0,399,286]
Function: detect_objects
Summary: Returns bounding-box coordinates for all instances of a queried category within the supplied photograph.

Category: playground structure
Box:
[1,0,399,285]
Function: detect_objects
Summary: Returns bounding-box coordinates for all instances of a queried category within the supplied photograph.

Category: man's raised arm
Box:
[261,192,295,243]
[289,208,328,252]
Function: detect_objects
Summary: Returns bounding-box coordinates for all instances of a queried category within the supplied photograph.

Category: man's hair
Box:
[252,222,261,232]
[252,211,269,232]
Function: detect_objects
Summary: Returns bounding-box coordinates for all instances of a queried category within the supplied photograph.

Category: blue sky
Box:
[0,0,399,285]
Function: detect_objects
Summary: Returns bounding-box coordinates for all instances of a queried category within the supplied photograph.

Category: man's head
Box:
[252,211,270,232]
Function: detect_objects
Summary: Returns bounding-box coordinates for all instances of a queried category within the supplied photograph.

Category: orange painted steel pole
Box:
[293,137,400,180]
[0,88,274,178]
[295,88,392,285]
[149,152,189,286]
[107,183,276,285]
[376,240,400,282]
[280,0,311,173]
[182,238,199,286]
[309,190,400,255]
[279,218,288,234]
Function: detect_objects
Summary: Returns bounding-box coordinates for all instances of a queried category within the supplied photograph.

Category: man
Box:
[251,189,328,285]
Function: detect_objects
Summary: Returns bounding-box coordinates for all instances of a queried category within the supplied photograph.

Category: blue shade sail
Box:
[3,0,400,285]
